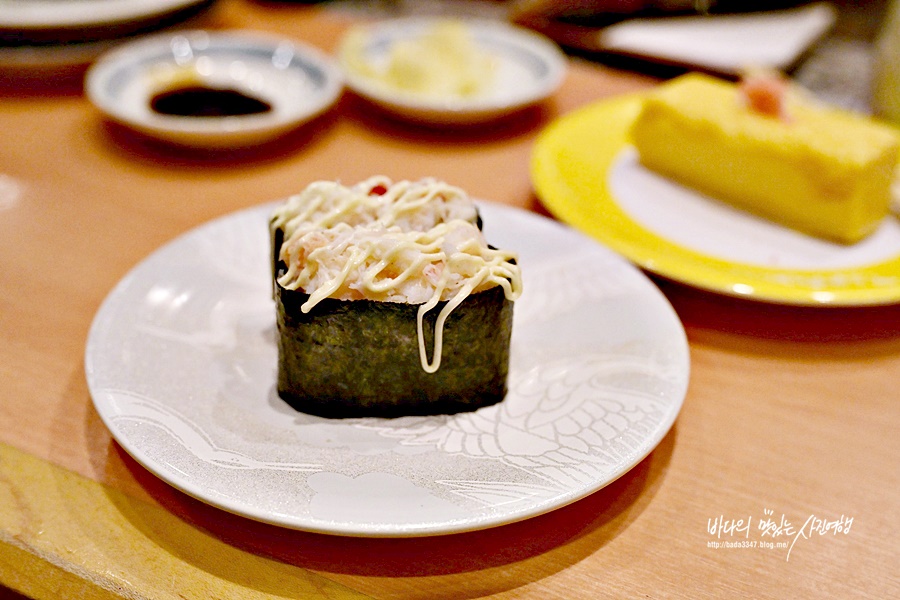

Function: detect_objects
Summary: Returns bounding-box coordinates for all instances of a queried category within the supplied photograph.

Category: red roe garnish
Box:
[369,184,388,196]
[739,71,791,121]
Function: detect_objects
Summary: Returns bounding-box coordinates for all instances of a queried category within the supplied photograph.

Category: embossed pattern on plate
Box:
[85,201,689,536]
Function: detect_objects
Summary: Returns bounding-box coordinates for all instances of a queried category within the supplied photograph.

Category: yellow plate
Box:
[531,94,900,307]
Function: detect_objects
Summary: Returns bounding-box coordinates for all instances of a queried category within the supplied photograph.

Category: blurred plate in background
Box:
[0,0,211,32]
[0,0,215,70]
[338,17,567,125]
[531,94,900,306]
[85,29,344,148]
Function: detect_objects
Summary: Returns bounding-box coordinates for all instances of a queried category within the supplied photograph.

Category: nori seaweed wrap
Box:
[274,280,513,418]
[270,176,521,418]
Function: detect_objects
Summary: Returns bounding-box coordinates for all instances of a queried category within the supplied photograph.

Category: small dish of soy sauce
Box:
[149,85,273,117]
[85,29,344,148]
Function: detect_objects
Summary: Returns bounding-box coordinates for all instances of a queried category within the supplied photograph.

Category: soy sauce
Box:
[150,85,272,117]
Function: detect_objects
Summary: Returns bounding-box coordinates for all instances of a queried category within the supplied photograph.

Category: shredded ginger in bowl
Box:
[341,19,496,99]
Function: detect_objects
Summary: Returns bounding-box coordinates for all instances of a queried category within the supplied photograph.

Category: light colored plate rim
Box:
[84,29,344,143]
[0,0,207,29]
[85,200,689,537]
[531,93,900,307]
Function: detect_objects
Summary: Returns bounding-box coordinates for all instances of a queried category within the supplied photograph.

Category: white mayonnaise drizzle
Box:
[272,177,522,372]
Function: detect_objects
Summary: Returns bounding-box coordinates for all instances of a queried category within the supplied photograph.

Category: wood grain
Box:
[1,2,898,598]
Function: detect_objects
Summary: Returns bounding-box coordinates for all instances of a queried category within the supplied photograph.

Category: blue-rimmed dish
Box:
[85,29,343,148]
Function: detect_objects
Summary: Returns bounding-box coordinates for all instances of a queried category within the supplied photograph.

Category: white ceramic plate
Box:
[0,0,207,30]
[85,201,689,537]
[338,17,567,125]
[85,30,344,148]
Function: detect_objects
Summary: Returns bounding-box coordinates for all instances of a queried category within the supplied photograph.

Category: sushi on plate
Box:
[270,176,522,418]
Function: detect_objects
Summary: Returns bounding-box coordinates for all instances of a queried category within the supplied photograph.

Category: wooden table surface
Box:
[1,2,898,598]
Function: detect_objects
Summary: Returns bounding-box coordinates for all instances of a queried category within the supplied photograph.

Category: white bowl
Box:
[85,30,344,148]
[338,17,567,125]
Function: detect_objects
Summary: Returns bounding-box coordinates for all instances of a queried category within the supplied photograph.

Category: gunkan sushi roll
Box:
[270,176,522,418]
